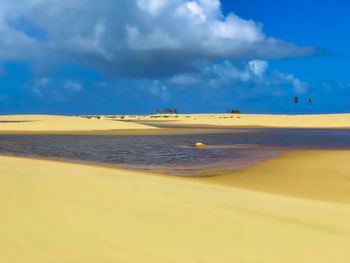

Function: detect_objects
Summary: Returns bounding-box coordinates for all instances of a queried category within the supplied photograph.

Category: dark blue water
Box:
[0,129,349,174]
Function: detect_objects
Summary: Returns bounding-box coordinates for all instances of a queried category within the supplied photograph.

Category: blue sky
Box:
[0,0,349,114]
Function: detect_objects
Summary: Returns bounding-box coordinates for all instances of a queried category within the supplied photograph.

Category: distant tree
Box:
[227,109,241,114]
[293,96,299,114]
[163,108,174,114]
[160,108,178,114]
[307,98,313,113]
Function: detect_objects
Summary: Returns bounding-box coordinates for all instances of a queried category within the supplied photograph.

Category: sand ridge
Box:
[1,152,350,262]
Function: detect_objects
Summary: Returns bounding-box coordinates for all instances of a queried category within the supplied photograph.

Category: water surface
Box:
[0,128,349,175]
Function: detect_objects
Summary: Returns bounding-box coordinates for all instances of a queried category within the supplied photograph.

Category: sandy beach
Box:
[1,114,350,262]
[1,151,350,263]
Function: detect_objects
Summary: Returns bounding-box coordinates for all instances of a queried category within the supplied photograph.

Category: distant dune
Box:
[126,113,350,128]
[1,114,350,134]
[0,115,157,132]
[0,152,349,262]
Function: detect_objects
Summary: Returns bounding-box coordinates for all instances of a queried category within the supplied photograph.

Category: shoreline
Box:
[1,149,350,201]
[0,127,243,136]
[129,120,350,130]
[197,150,350,205]
[1,149,350,204]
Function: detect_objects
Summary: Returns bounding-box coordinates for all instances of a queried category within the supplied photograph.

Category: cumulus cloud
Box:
[169,60,308,96]
[277,73,308,94]
[248,60,269,77]
[0,0,315,78]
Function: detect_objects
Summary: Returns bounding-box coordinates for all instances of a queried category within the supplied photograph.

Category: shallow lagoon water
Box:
[0,128,350,175]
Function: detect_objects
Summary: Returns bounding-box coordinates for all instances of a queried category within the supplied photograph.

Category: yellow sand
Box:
[2,113,350,132]
[126,113,350,128]
[1,152,350,263]
[0,115,156,131]
[201,150,350,204]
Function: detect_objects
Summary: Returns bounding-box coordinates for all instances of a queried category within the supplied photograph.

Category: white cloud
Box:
[0,0,315,78]
[176,1,207,23]
[210,61,251,83]
[137,0,169,15]
[248,60,269,77]
[168,60,309,97]
[275,73,308,94]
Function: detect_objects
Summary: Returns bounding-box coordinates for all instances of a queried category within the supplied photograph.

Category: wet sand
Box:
[1,151,350,263]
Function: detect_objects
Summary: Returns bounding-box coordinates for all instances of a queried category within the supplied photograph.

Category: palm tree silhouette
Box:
[293,96,299,114]
[307,98,313,114]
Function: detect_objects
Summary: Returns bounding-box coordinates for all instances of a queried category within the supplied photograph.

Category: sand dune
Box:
[2,114,350,133]
[127,113,350,128]
[0,115,156,132]
[200,150,350,204]
[1,153,349,262]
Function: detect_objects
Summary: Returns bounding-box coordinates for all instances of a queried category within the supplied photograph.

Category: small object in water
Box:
[193,142,206,148]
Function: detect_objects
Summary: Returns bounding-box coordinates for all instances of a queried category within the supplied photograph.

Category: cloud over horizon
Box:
[0,0,315,79]
[4,0,344,115]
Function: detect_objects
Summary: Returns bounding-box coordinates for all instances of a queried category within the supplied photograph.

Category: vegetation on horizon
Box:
[227,109,241,114]
[156,108,179,114]
[81,115,101,120]
[293,97,314,114]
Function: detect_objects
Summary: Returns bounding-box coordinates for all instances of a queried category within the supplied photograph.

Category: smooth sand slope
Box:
[127,113,350,128]
[0,115,156,132]
[1,152,350,263]
[202,150,350,204]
